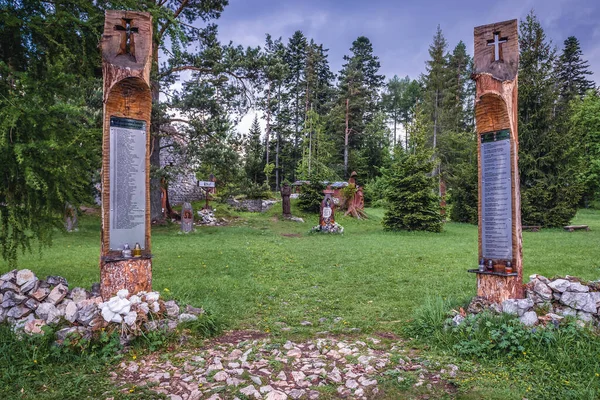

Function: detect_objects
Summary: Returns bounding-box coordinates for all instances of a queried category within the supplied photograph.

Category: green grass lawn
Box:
[2,203,600,399]
[6,203,600,335]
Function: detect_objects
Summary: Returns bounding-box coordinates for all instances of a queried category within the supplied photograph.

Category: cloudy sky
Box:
[216,0,600,81]
[212,0,599,132]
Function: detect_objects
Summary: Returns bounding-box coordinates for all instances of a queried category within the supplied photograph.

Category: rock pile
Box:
[197,209,221,226]
[462,274,600,327]
[0,269,203,342]
[310,222,344,234]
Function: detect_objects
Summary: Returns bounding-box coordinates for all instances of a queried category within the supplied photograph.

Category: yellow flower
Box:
[132,355,137,360]
[33,360,37,364]
[164,288,170,292]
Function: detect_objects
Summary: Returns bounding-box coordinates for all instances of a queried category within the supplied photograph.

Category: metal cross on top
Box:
[487,31,508,62]
[115,18,139,56]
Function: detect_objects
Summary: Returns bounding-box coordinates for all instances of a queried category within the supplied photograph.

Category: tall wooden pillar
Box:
[471,19,523,302]
[100,11,153,299]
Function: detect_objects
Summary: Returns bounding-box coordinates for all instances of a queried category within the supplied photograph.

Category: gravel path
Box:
[110,331,459,399]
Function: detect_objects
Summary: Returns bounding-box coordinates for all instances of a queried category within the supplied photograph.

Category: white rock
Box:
[265,390,287,400]
[328,367,342,383]
[276,371,286,381]
[292,371,305,382]
[16,269,36,286]
[288,389,305,399]
[568,282,590,293]
[129,295,141,305]
[124,311,138,326]
[548,279,570,293]
[138,302,149,314]
[260,385,275,394]
[145,292,160,302]
[36,303,62,324]
[151,302,160,313]
[516,298,534,316]
[179,313,198,323]
[519,311,538,326]
[345,379,359,389]
[501,299,518,315]
[240,385,261,399]
[64,301,78,323]
[560,292,597,313]
[214,371,229,382]
[117,289,129,299]
[532,280,553,301]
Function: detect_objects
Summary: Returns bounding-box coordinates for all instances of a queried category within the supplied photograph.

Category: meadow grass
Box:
[2,204,600,399]
[6,203,600,335]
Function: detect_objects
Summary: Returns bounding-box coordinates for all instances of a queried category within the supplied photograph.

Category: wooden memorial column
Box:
[470,19,523,302]
[100,11,153,300]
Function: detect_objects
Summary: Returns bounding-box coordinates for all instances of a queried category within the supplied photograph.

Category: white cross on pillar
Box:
[487,32,508,61]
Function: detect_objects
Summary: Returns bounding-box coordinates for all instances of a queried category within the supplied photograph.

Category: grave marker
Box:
[181,202,194,233]
[281,183,292,218]
[469,19,523,302]
[100,11,153,300]
[320,186,335,229]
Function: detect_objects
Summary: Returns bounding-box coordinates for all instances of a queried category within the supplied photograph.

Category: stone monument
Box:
[469,19,523,302]
[64,203,78,232]
[320,186,335,229]
[181,202,194,233]
[281,183,292,218]
[100,11,153,300]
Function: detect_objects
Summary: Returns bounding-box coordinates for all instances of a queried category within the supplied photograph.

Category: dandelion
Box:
[33,360,37,364]
[132,355,137,360]
[164,288,170,292]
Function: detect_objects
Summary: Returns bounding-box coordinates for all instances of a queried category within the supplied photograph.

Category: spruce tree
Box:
[556,36,595,105]
[518,11,582,226]
[244,115,265,184]
[383,110,443,232]
[422,25,448,150]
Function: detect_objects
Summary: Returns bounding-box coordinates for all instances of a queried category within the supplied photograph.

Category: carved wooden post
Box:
[100,11,153,300]
[470,19,523,302]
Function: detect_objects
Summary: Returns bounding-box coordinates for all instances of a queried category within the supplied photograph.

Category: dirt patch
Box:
[374,331,401,341]
[281,233,302,238]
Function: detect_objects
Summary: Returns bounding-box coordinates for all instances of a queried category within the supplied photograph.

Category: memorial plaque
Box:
[481,129,512,260]
[109,116,147,250]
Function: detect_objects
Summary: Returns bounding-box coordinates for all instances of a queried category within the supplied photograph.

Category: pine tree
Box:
[382,109,443,232]
[422,25,448,150]
[556,36,595,105]
[336,36,384,177]
[443,41,474,134]
[244,115,265,184]
[519,11,582,226]
[0,1,103,265]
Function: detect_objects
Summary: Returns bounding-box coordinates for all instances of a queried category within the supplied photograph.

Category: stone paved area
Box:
[110,331,459,399]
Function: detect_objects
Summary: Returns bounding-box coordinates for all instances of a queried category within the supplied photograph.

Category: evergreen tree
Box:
[383,109,443,232]
[443,41,474,134]
[570,90,600,207]
[244,115,265,184]
[556,36,595,105]
[336,36,384,177]
[422,25,448,150]
[519,11,582,226]
[285,31,308,181]
[0,1,102,265]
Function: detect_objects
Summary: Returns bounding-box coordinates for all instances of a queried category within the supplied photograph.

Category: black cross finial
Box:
[115,18,139,57]
[487,31,508,62]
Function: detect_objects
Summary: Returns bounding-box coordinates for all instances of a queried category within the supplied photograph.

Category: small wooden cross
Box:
[115,18,139,57]
[487,31,508,62]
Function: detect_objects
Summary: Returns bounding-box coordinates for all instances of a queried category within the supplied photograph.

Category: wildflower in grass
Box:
[164,288,170,292]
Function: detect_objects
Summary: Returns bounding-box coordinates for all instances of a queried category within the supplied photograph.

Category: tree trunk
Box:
[344,97,350,178]
[150,37,162,221]
[265,85,271,188]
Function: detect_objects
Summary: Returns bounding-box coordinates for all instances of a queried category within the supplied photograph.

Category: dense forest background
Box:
[1,1,599,263]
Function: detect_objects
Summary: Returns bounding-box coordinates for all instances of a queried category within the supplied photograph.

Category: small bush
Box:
[297,176,326,213]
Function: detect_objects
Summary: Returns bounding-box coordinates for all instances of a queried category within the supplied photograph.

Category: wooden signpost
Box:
[469,19,524,303]
[198,180,216,210]
[100,11,153,300]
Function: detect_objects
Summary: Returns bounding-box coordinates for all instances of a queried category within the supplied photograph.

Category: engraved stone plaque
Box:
[109,117,146,250]
[481,129,512,260]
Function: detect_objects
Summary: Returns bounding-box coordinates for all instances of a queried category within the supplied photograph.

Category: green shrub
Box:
[297,176,326,213]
